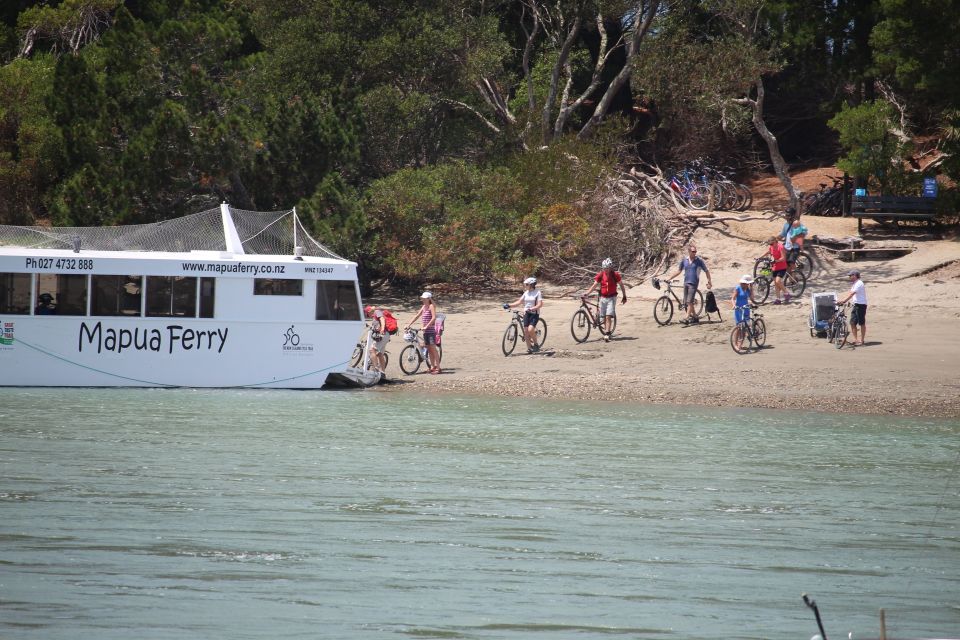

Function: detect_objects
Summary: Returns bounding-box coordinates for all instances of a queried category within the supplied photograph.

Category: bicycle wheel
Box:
[399,344,422,375]
[834,318,848,349]
[795,250,813,280]
[350,342,364,367]
[600,314,618,337]
[752,256,772,279]
[735,183,752,210]
[687,184,711,210]
[502,322,519,356]
[534,317,548,349]
[691,289,705,316]
[653,296,673,326]
[752,318,767,347]
[381,351,390,370]
[753,276,771,304]
[426,345,443,369]
[571,309,591,343]
[730,323,752,354]
[785,269,807,298]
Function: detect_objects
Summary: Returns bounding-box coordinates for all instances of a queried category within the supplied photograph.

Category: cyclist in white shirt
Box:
[838,270,868,346]
[504,277,544,353]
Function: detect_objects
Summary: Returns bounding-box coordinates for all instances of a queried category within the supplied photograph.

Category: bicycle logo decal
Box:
[281,325,313,355]
[283,325,300,346]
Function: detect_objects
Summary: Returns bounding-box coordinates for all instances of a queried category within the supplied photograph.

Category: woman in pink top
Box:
[405,291,442,374]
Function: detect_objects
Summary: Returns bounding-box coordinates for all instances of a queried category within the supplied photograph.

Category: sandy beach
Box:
[366,215,960,419]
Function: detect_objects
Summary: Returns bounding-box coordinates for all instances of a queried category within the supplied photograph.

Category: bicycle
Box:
[501,308,547,356]
[570,294,617,343]
[752,266,807,304]
[651,277,705,325]
[827,303,849,349]
[753,249,813,281]
[729,305,766,354]
[398,328,443,375]
[351,323,390,370]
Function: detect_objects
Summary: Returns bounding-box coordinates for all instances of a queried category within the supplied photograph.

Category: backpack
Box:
[382,310,398,335]
[704,290,719,313]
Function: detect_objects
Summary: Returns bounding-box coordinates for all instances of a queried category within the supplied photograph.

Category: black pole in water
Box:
[802,593,828,640]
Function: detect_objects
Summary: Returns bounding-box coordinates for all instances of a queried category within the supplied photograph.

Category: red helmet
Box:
[363,305,374,317]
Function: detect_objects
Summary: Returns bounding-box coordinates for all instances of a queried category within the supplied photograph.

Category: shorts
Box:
[423,331,438,346]
[599,296,617,318]
[371,332,390,353]
[786,247,800,263]
[850,303,867,326]
[683,283,698,307]
[735,307,751,324]
[523,311,540,327]
[772,268,787,279]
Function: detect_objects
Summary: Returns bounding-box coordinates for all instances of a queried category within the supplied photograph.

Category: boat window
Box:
[316,280,361,321]
[253,278,303,296]
[35,274,88,316]
[199,277,215,318]
[146,276,197,317]
[0,273,31,315]
[92,275,143,316]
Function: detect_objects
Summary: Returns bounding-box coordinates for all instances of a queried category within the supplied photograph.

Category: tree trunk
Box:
[577,0,660,140]
[735,77,798,208]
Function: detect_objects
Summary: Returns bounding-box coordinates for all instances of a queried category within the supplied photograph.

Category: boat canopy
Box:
[0,204,341,260]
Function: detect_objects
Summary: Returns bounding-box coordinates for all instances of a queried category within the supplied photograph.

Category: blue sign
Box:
[923,177,938,198]
[854,188,867,197]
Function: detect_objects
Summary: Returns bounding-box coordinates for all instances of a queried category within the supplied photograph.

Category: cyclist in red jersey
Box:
[584,258,627,342]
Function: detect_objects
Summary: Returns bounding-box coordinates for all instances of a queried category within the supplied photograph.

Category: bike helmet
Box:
[739,275,754,285]
[523,277,537,285]
[363,305,374,317]
[420,291,432,299]
[601,258,613,269]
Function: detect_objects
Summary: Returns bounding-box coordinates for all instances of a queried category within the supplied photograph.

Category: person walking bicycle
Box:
[503,277,544,353]
[584,258,626,342]
[362,305,390,372]
[663,244,712,324]
[729,275,758,352]
[405,291,442,374]
[765,236,789,305]
[837,270,867,346]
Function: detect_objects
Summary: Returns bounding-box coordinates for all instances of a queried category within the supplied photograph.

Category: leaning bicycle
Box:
[351,322,390,369]
[501,308,547,356]
[570,294,617,343]
[398,328,442,375]
[651,277,704,325]
[827,303,849,349]
[730,305,766,354]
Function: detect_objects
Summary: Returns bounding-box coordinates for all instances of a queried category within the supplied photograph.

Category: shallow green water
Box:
[1,389,958,639]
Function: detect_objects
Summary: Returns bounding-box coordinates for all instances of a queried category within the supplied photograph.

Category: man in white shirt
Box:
[838,270,868,346]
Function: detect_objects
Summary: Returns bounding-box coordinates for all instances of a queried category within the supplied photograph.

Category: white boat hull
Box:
[0,316,359,388]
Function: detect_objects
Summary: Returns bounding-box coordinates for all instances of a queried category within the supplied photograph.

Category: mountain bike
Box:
[570,294,617,343]
[730,305,766,354]
[827,303,849,349]
[351,322,390,369]
[651,277,704,325]
[800,176,844,216]
[753,249,813,280]
[501,308,547,356]
[398,328,442,375]
[753,267,807,304]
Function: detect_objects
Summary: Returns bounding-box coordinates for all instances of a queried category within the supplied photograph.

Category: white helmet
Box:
[523,277,537,285]
[420,291,433,299]
[601,258,613,269]
[739,275,754,285]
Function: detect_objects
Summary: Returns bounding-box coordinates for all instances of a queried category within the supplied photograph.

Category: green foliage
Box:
[828,100,908,192]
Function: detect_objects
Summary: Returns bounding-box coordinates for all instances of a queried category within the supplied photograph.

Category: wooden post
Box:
[879,608,887,640]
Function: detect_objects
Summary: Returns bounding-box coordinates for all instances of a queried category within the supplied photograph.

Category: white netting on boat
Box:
[0,206,342,259]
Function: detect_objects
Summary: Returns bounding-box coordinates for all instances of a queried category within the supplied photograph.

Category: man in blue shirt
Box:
[663,244,712,324]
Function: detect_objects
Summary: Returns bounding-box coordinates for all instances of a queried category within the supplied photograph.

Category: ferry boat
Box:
[0,204,374,388]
